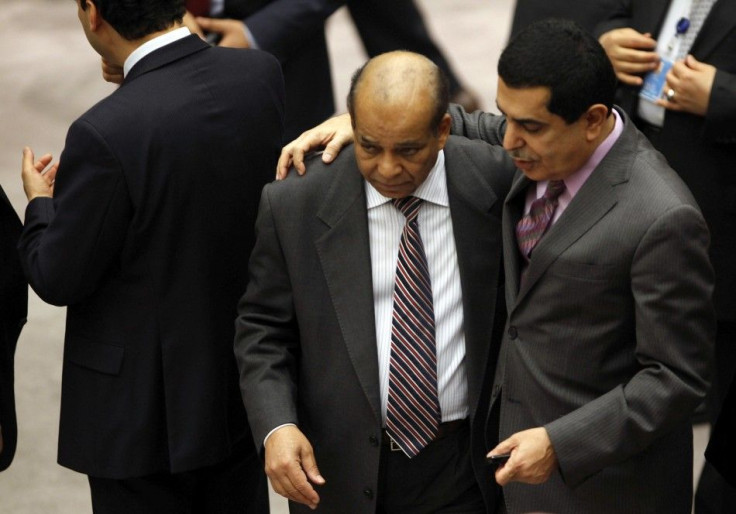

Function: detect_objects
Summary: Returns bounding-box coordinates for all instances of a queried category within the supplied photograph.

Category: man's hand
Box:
[599,28,659,86]
[265,425,325,510]
[276,113,354,179]
[196,17,250,48]
[101,58,124,85]
[21,147,58,201]
[488,427,557,486]
[657,55,716,117]
[182,11,206,39]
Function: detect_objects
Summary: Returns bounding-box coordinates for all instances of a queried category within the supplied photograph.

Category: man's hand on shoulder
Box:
[488,427,557,486]
[21,147,58,202]
[276,113,355,180]
[196,17,250,48]
[265,425,325,510]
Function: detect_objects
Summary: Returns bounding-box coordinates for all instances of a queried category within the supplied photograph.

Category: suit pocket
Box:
[66,337,124,376]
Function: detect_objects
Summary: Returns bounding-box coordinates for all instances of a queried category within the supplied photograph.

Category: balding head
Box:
[347,51,452,199]
[347,51,449,135]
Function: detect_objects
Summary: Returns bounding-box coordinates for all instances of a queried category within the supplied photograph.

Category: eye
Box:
[520,123,542,134]
[397,147,419,157]
[360,143,378,154]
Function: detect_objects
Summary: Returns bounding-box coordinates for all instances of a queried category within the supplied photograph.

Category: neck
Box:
[109,22,183,67]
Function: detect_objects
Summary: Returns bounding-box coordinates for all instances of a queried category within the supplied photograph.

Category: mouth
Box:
[512,158,536,171]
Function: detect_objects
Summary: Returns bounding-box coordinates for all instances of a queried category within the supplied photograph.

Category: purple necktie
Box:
[386,197,441,458]
[516,180,566,259]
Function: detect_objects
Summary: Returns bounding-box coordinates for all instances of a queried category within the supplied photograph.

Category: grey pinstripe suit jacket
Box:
[451,106,715,513]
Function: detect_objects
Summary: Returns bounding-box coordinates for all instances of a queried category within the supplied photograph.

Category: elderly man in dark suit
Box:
[0,185,27,473]
[18,0,284,512]
[277,19,714,514]
[235,51,515,513]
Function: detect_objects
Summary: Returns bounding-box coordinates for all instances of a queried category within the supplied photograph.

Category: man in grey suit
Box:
[277,19,715,514]
[235,51,514,513]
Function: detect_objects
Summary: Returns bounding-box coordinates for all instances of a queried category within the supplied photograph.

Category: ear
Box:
[584,104,610,142]
[436,113,452,149]
[85,0,101,31]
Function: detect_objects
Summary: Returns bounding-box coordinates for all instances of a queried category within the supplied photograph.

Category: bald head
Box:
[347,52,452,199]
[347,51,449,135]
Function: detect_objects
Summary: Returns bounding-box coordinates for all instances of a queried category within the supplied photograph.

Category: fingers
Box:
[101,58,124,85]
[194,16,220,33]
[22,147,36,174]
[182,11,205,39]
[264,426,323,509]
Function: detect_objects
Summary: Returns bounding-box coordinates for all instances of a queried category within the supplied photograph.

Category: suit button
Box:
[364,488,374,499]
[369,435,379,447]
[508,326,518,339]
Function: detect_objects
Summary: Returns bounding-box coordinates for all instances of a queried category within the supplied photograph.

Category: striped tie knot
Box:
[393,196,423,221]
[516,180,566,259]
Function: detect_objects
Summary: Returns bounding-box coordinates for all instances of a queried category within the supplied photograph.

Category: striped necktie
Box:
[386,197,441,458]
[516,180,566,260]
[677,0,717,60]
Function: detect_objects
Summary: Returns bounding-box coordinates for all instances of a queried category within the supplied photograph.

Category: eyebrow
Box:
[496,102,546,127]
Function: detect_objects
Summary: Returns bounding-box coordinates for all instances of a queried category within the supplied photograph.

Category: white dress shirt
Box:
[637,0,712,126]
[123,27,191,78]
[366,150,468,425]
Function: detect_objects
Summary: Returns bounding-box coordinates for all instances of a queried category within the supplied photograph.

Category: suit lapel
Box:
[502,173,529,310]
[124,35,210,84]
[691,0,736,59]
[509,109,635,312]
[444,141,502,417]
[314,153,382,423]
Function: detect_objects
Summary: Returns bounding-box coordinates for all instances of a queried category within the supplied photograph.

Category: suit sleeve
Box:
[545,204,715,486]
[18,120,132,306]
[234,184,300,450]
[703,69,736,144]
[448,104,506,146]
[592,0,633,38]
[244,0,341,62]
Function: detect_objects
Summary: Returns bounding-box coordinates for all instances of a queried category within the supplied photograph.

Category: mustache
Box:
[506,149,536,161]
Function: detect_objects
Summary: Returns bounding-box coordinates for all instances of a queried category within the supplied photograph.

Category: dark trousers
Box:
[376,421,485,514]
[88,437,267,514]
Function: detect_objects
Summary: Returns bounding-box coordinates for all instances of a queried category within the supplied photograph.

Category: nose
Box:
[503,122,523,152]
[376,152,402,179]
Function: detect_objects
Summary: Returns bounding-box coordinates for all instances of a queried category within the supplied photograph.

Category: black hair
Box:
[498,18,616,123]
[78,0,185,40]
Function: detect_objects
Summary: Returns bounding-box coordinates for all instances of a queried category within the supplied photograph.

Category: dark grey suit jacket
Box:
[235,136,514,513]
[450,106,715,513]
[595,0,736,321]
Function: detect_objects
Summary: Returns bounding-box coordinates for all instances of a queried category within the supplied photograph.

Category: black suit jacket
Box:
[18,36,284,479]
[235,137,515,513]
[345,0,463,93]
[223,0,340,141]
[595,0,736,320]
[0,186,27,472]
[510,0,619,39]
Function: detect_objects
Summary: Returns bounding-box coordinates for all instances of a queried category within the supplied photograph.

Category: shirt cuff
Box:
[264,423,296,447]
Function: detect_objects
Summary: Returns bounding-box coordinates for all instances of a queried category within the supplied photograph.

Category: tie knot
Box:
[393,196,423,220]
[544,180,566,200]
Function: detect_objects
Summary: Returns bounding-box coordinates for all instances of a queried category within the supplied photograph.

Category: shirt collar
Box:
[535,108,624,198]
[123,27,191,78]
[365,150,449,209]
